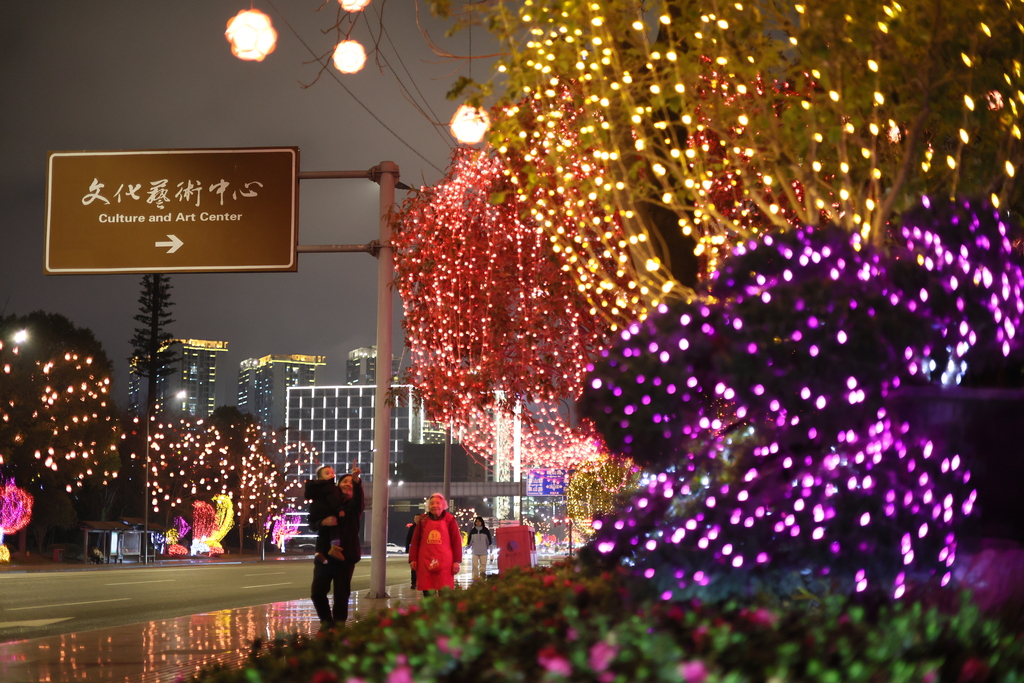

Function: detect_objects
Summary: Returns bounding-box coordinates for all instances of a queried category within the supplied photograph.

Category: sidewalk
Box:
[0,580,425,683]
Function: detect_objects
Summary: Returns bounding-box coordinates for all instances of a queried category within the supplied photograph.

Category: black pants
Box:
[310,558,357,626]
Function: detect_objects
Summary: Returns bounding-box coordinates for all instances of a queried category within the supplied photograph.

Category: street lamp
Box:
[12,330,27,344]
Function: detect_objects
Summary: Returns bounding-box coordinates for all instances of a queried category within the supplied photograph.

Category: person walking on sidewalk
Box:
[467,516,492,580]
[309,467,363,632]
[408,493,461,596]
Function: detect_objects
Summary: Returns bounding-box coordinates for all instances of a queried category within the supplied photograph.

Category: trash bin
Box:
[495,525,536,574]
[52,548,64,563]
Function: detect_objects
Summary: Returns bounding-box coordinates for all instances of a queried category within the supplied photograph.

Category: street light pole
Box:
[291,162,401,599]
[366,161,397,599]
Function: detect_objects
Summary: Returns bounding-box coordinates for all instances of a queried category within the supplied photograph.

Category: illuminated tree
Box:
[440,0,1023,306]
[565,455,641,537]
[207,407,300,551]
[144,417,231,529]
[0,481,33,563]
[394,145,631,425]
[0,312,121,549]
[581,199,1022,599]
[393,115,637,469]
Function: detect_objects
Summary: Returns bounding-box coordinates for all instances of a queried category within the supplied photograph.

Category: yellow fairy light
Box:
[868,59,879,72]
[1007,161,1016,177]
[965,94,976,110]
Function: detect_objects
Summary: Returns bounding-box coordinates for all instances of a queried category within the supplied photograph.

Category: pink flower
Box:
[589,640,619,672]
[748,607,778,628]
[959,657,990,682]
[567,627,579,641]
[923,670,937,683]
[680,660,709,683]
[386,665,413,683]
[538,646,572,677]
[437,636,462,658]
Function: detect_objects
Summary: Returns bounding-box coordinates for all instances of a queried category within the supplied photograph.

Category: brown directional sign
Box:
[45,147,299,274]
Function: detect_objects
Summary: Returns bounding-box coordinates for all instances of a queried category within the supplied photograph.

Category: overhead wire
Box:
[265,0,445,175]
[368,2,454,152]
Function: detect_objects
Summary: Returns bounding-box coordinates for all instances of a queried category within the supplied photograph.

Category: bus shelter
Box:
[81,518,165,564]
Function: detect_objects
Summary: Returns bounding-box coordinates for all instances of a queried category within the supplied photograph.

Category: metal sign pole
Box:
[293,163,399,599]
[366,161,397,599]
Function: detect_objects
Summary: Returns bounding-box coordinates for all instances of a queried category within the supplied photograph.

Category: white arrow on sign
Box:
[155,234,184,254]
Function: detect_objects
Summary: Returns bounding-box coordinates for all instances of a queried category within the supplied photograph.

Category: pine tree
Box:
[129,274,179,418]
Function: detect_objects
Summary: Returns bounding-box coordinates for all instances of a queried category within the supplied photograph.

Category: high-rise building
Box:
[345,346,402,385]
[146,339,229,418]
[238,354,325,432]
[285,384,429,484]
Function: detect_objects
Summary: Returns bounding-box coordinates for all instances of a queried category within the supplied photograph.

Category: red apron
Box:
[416,514,455,590]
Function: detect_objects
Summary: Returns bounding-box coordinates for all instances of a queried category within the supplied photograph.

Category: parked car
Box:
[385,543,405,554]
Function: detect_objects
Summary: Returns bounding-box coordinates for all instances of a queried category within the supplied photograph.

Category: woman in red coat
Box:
[409,493,462,594]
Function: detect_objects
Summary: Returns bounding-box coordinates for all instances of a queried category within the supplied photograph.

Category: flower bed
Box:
[191,563,1024,683]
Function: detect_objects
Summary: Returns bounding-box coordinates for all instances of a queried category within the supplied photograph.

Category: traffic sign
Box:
[45,147,299,274]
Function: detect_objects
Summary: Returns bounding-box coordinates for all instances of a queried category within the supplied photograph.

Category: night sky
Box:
[0,1,488,407]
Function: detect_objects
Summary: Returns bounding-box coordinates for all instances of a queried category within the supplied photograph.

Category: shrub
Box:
[191,562,1024,683]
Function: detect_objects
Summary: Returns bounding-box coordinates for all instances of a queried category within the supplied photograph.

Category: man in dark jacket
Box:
[404,514,423,589]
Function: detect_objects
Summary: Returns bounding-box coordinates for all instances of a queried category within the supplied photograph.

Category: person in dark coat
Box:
[308,467,363,632]
[304,466,346,564]
[404,514,423,589]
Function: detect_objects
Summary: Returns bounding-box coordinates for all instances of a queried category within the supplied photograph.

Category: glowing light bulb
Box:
[332,40,367,74]
[449,104,491,144]
[225,9,278,62]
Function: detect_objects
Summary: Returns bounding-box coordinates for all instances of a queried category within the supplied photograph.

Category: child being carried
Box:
[304,465,347,564]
